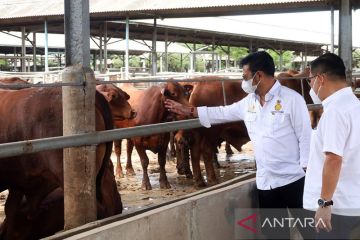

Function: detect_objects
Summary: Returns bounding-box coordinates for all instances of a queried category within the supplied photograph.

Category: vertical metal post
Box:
[219,54,222,71]
[13,47,17,71]
[279,43,283,71]
[164,29,168,72]
[304,45,308,69]
[44,20,49,72]
[104,21,108,73]
[249,40,253,53]
[226,45,230,69]
[180,53,183,71]
[92,52,96,70]
[339,0,352,84]
[21,27,26,72]
[63,0,96,230]
[125,17,130,79]
[152,18,157,76]
[216,54,219,72]
[99,25,103,72]
[331,5,335,53]
[192,42,196,72]
[33,32,37,72]
[212,36,215,72]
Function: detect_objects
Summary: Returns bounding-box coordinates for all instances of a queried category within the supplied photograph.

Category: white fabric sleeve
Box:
[197,98,248,128]
[322,110,348,157]
[290,95,312,168]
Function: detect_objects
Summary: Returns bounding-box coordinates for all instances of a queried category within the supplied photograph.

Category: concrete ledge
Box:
[51,176,257,240]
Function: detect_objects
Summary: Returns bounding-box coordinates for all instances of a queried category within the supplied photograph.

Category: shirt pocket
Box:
[244,112,257,134]
[272,113,289,133]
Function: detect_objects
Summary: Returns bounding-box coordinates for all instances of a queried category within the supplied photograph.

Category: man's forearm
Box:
[320,152,342,200]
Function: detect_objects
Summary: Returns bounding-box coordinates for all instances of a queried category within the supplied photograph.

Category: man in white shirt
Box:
[165,51,312,238]
[303,53,360,239]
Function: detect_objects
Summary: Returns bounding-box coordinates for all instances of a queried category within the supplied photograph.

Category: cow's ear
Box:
[183,84,193,96]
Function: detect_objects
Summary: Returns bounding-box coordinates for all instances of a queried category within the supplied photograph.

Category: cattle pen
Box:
[1,0,360,239]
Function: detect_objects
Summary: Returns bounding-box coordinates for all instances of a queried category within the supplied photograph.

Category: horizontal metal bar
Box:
[0,119,202,159]
[307,103,323,111]
[0,102,324,159]
[0,82,85,89]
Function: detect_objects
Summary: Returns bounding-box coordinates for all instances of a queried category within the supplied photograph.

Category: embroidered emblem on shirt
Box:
[271,100,284,115]
[275,100,282,111]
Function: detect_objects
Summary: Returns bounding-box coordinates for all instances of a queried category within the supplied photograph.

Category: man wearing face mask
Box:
[303,53,360,239]
[165,51,312,238]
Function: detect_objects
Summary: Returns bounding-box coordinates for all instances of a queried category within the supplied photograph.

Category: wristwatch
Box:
[318,198,333,208]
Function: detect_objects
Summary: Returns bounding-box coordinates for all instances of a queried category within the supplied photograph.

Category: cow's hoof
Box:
[185,172,193,179]
[116,171,124,179]
[207,179,219,186]
[142,181,152,190]
[160,181,171,189]
[126,168,136,176]
[195,180,206,188]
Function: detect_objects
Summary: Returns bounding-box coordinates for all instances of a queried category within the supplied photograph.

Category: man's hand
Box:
[315,207,332,233]
[165,99,195,117]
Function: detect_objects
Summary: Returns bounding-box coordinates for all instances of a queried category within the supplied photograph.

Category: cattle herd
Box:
[0,70,322,239]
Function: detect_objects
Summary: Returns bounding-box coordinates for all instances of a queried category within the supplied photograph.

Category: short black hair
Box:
[310,53,346,80]
[240,51,275,77]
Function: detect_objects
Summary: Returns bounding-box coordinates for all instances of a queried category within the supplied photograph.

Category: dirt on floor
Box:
[0,141,255,222]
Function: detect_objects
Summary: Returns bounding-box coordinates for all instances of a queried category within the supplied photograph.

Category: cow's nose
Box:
[130,110,137,119]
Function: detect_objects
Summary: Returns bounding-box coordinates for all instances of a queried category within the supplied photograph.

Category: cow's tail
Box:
[95,91,123,218]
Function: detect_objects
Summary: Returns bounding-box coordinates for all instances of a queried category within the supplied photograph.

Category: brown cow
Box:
[175,78,250,187]
[0,77,30,87]
[114,82,190,190]
[0,85,132,239]
[276,68,323,129]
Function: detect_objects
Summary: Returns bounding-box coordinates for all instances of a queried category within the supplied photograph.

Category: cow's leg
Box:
[212,147,221,168]
[169,132,176,158]
[158,135,171,189]
[126,139,136,176]
[190,133,206,187]
[175,132,193,178]
[225,142,234,155]
[114,140,124,178]
[203,141,219,186]
[134,145,152,190]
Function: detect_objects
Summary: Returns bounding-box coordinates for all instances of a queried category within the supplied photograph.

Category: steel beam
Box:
[339,0,352,84]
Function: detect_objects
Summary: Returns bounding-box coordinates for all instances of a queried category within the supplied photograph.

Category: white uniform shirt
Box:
[303,87,360,216]
[197,81,311,190]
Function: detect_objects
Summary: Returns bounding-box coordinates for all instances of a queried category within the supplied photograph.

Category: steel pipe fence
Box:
[0,103,323,160]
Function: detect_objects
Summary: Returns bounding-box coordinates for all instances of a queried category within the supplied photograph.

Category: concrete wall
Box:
[62,178,257,240]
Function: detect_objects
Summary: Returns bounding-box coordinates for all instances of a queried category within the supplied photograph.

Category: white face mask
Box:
[242,72,260,94]
[309,77,322,104]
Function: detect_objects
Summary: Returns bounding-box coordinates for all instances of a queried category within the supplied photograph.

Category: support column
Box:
[212,36,215,72]
[104,21,108,73]
[99,25,103,72]
[164,30,168,72]
[33,32,37,72]
[44,20,49,72]
[125,16,130,79]
[151,18,157,76]
[279,43,283,71]
[331,5,335,53]
[21,27,26,72]
[63,0,96,230]
[339,0,352,84]
[192,42,196,72]
[226,45,230,69]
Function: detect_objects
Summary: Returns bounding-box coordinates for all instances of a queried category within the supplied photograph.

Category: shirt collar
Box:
[322,87,353,110]
[254,80,281,102]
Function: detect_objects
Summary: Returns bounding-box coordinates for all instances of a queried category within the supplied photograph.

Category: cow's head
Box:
[161,81,193,105]
[96,84,136,121]
[161,81,193,121]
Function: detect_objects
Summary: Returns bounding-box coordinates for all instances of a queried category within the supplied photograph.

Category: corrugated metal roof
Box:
[0,0,353,26]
